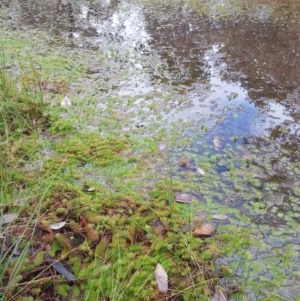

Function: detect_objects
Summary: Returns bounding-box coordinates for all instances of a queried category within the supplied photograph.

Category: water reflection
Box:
[4,0,300,131]
[143,5,300,129]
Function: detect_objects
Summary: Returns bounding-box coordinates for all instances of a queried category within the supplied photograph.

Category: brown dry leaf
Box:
[175,193,192,204]
[193,224,216,237]
[155,263,168,293]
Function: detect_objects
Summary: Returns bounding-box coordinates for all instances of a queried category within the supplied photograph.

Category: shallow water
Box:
[2,0,300,299]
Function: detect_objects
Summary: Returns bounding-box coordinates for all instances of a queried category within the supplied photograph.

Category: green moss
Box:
[55,233,72,258]
[69,257,82,276]
[33,251,45,267]
[54,132,128,166]
[20,297,34,301]
[49,118,75,134]
[294,187,300,197]
[56,283,70,297]
[248,178,262,188]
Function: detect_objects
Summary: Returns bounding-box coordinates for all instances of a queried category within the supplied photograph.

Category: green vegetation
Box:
[0,35,243,301]
[2,0,300,297]
[184,0,300,24]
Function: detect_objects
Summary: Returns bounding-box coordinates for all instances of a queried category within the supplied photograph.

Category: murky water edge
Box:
[2,0,300,299]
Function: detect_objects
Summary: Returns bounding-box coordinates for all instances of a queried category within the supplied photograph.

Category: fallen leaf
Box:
[212,286,229,301]
[82,184,96,192]
[50,221,66,230]
[196,167,205,175]
[193,224,216,237]
[0,213,18,225]
[86,187,95,192]
[212,214,229,220]
[155,263,168,293]
[61,96,71,107]
[159,143,166,151]
[50,260,76,281]
[213,138,221,148]
[175,193,192,204]
[152,218,164,235]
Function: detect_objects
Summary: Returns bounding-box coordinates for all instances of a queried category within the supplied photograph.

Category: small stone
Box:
[193,224,216,237]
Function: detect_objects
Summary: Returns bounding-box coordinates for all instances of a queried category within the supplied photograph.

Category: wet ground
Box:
[2,0,300,299]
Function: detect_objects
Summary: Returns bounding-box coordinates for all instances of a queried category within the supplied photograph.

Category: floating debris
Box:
[212,214,229,220]
[196,167,205,175]
[227,92,238,100]
[213,138,222,149]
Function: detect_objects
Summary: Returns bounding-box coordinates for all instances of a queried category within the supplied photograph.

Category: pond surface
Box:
[2,0,300,299]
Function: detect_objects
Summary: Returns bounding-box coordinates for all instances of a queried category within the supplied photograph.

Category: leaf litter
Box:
[212,286,229,301]
[175,193,192,203]
[196,167,205,175]
[49,221,66,230]
[155,263,168,293]
[0,213,18,225]
[61,95,72,107]
[213,137,222,149]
